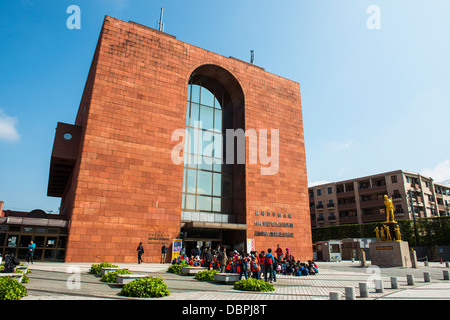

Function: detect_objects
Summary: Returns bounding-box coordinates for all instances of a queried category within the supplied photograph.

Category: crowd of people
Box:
[171,244,318,283]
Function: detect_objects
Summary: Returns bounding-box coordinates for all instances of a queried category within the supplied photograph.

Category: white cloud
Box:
[0,110,20,142]
[421,160,450,185]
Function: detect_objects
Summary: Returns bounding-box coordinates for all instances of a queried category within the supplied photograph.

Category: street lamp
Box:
[408,189,419,246]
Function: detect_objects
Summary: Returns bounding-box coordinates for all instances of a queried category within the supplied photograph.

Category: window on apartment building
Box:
[391,175,398,183]
[327,187,332,194]
[317,189,322,196]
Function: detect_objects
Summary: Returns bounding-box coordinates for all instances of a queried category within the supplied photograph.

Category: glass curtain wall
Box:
[181,79,234,223]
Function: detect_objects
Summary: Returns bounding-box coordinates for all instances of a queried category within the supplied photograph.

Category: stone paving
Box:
[20,261,450,300]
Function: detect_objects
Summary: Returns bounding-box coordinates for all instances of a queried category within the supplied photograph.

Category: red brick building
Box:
[47,16,311,263]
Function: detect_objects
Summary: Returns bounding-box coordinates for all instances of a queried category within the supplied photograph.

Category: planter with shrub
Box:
[234,278,275,292]
[194,269,218,281]
[101,269,133,283]
[89,262,118,275]
[120,276,170,298]
[0,277,28,300]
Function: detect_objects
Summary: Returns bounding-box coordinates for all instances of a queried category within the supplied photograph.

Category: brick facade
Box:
[50,16,311,263]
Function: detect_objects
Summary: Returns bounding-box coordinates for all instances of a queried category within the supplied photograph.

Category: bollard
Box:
[424,261,429,267]
[345,287,355,300]
[407,274,415,285]
[330,292,341,300]
[359,282,369,298]
[424,272,431,283]
[375,279,384,293]
[443,270,449,281]
[446,261,449,268]
[391,277,399,289]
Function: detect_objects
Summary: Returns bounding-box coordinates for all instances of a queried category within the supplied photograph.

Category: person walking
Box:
[161,244,168,264]
[137,242,144,264]
[26,240,36,264]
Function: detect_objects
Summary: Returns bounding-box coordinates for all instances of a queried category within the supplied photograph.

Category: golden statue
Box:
[374,227,381,242]
[384,195,396,223]
[384,225,392,241]
[394,225,402,241]
[380,227,386,241]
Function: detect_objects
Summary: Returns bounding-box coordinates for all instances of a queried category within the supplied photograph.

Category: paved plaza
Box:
[19,260,450,300]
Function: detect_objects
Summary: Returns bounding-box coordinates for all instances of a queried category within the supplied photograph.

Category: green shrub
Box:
[120,276,170,298]
[234,278,275,292]
[15,270,30,283]
[195,269,218,281]
[101,269,133,283]
[89,262,118,275]
[0,277,28,300]
[167,263,187,274]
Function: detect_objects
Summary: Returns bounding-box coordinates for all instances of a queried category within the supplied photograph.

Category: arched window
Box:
[181,77,234,223]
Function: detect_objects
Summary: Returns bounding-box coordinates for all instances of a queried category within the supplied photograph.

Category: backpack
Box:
[12,256,20,266]
[240,258,247,270]
[264,254,273,266]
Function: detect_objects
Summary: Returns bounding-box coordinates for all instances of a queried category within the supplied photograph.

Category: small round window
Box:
[63,133,73,140]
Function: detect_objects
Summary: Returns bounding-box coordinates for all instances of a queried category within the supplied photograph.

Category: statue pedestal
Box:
[369,240,411,267]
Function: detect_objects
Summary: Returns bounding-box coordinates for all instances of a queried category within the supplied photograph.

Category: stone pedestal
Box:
[369,240,412,267]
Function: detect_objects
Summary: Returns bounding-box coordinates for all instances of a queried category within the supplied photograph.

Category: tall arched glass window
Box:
[181,78,234,223]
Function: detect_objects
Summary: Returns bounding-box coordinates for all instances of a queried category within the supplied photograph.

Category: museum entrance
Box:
[181,227,246,257]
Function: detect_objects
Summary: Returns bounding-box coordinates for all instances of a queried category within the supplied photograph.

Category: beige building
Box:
[309,170,450,227]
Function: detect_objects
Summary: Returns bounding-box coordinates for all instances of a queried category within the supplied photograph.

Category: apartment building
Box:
[309,170,450,227]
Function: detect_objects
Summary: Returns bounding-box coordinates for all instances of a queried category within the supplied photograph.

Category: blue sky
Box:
[1,0,449,213]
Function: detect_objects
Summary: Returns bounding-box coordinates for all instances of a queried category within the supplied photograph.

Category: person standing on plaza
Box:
[238,253,249,280]
[258,251,265,280]
[204,247,213,270]
[218,247,227,273]
[275,244,283,261]
[161,243,168,264]
[251,256,260,279]
[272,256,279,282]
[137,242,144,264]
[26,240,36,264]
[264,248,274,283]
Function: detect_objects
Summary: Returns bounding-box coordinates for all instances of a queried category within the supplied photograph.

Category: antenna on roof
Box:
[157,7,164,32]
[250,50,255,64]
